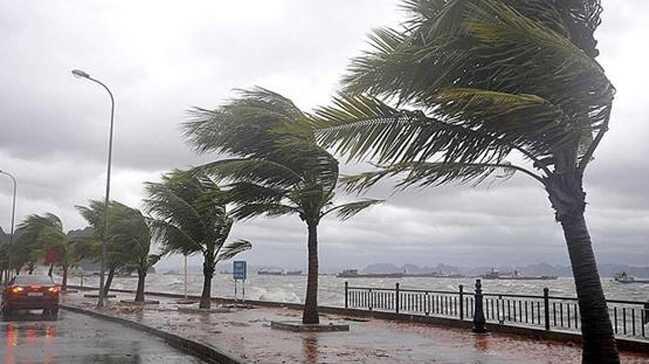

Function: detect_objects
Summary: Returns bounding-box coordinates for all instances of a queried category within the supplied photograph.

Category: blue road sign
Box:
[233,261,247,280]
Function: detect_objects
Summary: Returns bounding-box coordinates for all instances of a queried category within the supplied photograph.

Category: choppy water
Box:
[73,273,649,305]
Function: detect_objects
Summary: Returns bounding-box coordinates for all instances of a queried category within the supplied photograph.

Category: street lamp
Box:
[71,69,115,308]
[0,170,16,283]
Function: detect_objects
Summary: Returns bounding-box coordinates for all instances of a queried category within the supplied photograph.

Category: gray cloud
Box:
[1,0,647,271]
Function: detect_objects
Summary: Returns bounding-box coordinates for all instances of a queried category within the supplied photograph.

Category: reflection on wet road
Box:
[0,310,205,363]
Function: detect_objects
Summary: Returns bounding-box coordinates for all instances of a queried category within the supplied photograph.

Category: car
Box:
[2,275,60,320]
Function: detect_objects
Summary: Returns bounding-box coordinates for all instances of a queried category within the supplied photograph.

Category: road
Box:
[0,309,205,363]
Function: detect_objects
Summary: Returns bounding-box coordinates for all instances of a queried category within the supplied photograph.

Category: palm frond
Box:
[183,87,304,158]
[341,161,534,193]
[147,219,204,255]
[197,158,304,188]
[216,239,252,262]
[315,94,518,165]
[230,203,301,221]
[322,199,384,221]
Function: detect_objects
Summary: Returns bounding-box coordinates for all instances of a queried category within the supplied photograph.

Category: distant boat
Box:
[614,272,649,284]
[257,268,284,276]
[285,270,303,276]
[481,268,557,281]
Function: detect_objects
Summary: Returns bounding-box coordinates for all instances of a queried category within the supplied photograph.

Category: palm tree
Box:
[105,202,161,303]
[315,0,616,361]
[16,213,80,290]
[144,169,251,309]
[183,88,382,324]
[77,200,135,297]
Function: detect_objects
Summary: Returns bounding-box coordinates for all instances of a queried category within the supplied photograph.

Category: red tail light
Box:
[10,286,24,294]
[48,286,60,294]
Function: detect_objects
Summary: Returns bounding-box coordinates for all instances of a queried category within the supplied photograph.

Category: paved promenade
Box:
[62,292,649,364]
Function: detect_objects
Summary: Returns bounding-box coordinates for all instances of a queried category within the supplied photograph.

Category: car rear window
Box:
[13,275,54,285]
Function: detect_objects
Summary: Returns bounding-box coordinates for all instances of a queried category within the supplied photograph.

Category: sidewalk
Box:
[62,292,649,364]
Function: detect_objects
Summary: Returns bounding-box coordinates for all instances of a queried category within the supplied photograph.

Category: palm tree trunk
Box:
[102,267,115,297]
[561,213,619,363]
[62,266,68,291]
[135,269,146,303]
[303,223,319,324]
[200,258,214,309]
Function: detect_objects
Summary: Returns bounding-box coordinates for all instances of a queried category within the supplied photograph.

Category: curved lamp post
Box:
[71,69,115,308]
[0,169,16,282]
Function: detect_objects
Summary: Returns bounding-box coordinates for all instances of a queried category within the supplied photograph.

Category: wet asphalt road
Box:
[0,310,205,364]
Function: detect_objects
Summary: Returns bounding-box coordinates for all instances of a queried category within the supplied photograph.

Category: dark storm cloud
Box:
[1,0,647,270]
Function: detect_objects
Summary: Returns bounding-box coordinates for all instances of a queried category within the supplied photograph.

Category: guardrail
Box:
[344,280,649,341]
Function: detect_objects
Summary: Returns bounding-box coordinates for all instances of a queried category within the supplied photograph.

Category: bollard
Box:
[395,283,400,314]
[472,279,488,333]
[543,288,551,331]
[459,284,464,320]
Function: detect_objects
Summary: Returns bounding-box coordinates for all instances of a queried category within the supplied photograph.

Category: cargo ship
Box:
[257,268,284,276]
[481,268,557,280]
[614,272,649,284]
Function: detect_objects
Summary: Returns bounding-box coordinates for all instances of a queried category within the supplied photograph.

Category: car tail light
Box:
[10,286,24,294]
[48,287,60,294]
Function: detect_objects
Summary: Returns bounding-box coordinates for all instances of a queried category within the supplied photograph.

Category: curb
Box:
[60,304,243,364]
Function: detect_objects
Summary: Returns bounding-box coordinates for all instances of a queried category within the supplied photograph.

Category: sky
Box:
[0,1,648,271]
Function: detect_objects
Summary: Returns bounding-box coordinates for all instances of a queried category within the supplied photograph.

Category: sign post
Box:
[233,261,247,302]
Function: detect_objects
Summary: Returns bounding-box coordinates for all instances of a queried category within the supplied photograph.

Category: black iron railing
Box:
[344,280,649,341]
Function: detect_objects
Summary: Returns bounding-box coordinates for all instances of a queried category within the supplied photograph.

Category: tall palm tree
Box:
[315,0,616,361]
[144,170,251,309]
[183,88,382,324]
[17,213,80,290]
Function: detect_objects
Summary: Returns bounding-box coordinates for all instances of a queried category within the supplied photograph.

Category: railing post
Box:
[644,301,649,325]
[395,283,400,314]
[472,279,488,333]
[369,288,373,311]
[344,281,349,309]
[543,287,550,331]
[459,284,464,321]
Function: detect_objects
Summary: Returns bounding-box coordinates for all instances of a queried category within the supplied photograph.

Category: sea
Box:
[73,273,649,305]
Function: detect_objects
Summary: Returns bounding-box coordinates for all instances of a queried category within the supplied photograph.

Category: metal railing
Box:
[344,280,649,341]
